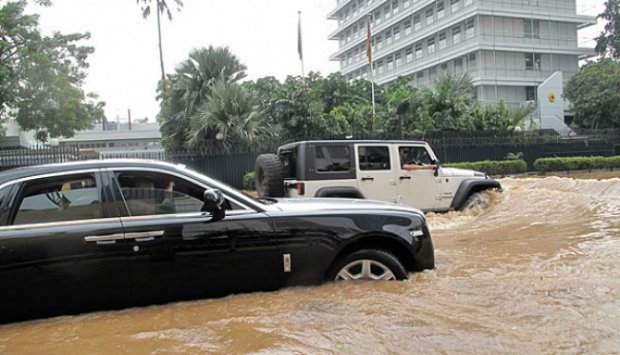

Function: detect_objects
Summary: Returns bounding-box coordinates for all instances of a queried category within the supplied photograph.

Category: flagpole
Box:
[298,11,305,78]
[367,14,376,117]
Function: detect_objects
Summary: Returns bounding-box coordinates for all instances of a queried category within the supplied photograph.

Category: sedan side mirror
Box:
[202,189,226,221]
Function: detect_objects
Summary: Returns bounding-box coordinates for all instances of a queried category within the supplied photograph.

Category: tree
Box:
[187,81,275,151]
[0,1,101,137]
[136,0,183,83]
[158,46,247,150]
[595,0,620,60]
[564,59,620,129]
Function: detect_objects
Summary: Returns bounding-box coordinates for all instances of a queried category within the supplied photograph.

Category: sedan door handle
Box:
[399,176,411,180]
[125,230,164,242]
[84,233,125,244]
[361,177,374,181]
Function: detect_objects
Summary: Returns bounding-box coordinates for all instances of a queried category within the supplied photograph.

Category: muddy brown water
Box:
[1,175,619,354]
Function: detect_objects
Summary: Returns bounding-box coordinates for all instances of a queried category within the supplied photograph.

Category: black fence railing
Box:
[1,133,619,189]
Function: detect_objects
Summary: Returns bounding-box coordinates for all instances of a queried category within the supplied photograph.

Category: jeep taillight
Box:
[296,182,305,196]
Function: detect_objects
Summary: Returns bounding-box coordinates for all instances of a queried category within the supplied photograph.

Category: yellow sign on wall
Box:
[548,93,556,103]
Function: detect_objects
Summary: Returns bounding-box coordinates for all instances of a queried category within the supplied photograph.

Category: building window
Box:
[464,0,472,5]
[429,66,437,81]
[454,58,463,73]
[392,0,399,14]
[465,18,475,38]
[416,71,424,85]
[395,52,402,67]
[524,19,540,39]
[404,0,411,8]
[453,26,462,44]
[427,37,436,54]
[375,10,382,25]
[384,4,391,19]
[385,29,393,45]
[526,86,537,101]
[468,52,477,70]
[425,7,434,25]
[406,47,414,62]
[525,53,541,70]
[394,26,401,41]
[415,42,423,59]
[387,57,394,70]
[451,0,461,13]
[377,60,385,74]
[522,0,538,5]
[376,35,383,50]
[439,32,447,49]
[437,1,445,19]
[414,14,422,31]
[405,20,412,35]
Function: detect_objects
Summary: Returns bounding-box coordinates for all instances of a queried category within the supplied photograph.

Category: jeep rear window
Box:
[315,145,351,172]
[280,147,297,179]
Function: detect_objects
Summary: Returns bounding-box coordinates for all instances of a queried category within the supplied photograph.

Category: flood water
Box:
[1,176,619,354]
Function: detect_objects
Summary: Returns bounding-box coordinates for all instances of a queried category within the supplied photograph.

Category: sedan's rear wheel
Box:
[328,249,408,281]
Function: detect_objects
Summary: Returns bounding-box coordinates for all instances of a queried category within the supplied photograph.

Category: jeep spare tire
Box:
[255,154,285,197]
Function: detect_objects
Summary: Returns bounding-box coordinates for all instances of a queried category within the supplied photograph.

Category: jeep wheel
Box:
[327,249,408,281]
[255,154,284,197]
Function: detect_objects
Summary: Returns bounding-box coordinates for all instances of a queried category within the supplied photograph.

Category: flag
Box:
[297,12,303,60]
[366,17,372,64]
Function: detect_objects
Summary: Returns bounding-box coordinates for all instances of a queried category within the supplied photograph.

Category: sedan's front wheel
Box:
[328,249,408,281]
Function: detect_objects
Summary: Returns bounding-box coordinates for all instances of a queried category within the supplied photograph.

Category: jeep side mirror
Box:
[202,189,226,221]
[432,159,440,177]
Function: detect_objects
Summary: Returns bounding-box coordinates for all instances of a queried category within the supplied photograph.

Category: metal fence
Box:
[1,133,619,189]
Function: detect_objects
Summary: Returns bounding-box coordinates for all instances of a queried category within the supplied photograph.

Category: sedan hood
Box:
[263,197,424,216]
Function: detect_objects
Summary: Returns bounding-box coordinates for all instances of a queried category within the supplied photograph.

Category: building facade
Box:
[328,0,596,108]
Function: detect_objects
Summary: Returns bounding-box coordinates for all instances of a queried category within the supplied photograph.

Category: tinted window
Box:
[14,175,102,225]
[399,146,432,167]
[115,171,244,216]
[116,172,203,216]
[315,145,351,172]
[358,146,391,171]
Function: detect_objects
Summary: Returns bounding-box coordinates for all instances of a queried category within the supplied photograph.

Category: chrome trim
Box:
[118,210,258,223]
[125,230,165,240]
[84,233,125,242]
[0,217,121,232]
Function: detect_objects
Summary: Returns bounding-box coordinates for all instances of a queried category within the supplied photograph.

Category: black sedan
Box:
[0,159,434,323]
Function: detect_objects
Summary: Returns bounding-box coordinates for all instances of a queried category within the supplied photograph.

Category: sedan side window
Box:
[13,175,102,225]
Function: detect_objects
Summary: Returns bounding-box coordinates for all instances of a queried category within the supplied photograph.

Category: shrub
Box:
[533,156,620,172]
[444,159,527,176]
[243,171,255,190]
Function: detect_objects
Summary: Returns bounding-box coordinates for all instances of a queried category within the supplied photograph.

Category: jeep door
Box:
[355,144,398,202]
[397,144,442,211]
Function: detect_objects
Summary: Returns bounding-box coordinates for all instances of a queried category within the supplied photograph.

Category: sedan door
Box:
[0,171,129,322]
[107,169,279,306]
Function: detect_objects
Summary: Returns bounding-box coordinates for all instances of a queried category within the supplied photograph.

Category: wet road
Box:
[1,176,618,354]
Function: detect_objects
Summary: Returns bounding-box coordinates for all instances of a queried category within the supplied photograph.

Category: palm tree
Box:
[175,46,247,117]
[187,81,275,152]
[136,0,183,83]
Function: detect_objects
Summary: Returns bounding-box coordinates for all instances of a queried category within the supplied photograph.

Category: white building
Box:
[328,0,596,110]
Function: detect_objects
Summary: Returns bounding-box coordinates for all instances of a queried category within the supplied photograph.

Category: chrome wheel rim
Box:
[335,259,396,281]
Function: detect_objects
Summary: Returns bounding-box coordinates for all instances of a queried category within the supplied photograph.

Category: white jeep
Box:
[255,140,501,212]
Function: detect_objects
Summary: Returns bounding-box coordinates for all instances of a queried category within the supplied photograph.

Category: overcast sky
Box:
[31,0,606,124]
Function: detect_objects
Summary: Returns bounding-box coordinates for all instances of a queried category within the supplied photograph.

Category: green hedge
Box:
[243,171,255,190]
[443,159,528,176]
[533,156,620,172]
